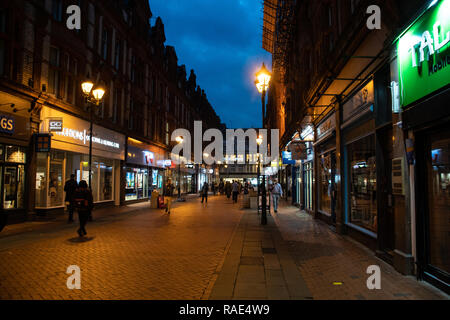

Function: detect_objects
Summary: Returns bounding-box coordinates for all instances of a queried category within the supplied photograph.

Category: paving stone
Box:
[233,283,267,299]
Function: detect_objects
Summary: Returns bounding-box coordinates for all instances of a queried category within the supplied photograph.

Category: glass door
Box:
[426,133,450,280]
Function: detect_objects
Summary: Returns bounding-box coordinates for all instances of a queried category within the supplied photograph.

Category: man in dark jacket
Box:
[73,180,93,237]
[201,182,209,203]
[64,174,78,223]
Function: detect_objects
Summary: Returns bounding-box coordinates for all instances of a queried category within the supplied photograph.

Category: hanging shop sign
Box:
[398,0,450,107]
[35,133,51,152]
[282,151,295,165]
[288,141,307,160]
[0,114,14,134]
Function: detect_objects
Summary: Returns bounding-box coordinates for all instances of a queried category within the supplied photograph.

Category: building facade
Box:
[263,0,449,293]
[0,0,223,224]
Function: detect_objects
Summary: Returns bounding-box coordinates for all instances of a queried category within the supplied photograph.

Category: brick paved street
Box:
[0,195,243,300]
[0,195,448,300]
[272,200,448,300]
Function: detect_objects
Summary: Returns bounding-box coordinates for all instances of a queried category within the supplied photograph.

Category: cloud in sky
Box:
[149,0,272,128]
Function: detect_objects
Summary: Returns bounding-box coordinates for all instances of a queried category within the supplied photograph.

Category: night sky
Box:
[149,0,272,129]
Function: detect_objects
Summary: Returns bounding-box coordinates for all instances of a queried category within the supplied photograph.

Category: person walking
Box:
[232,180,239,203]
[225,181,232,199]
[219,179,224,195]
[73,180,93,237]
[211,182,216,196]
[271,179,283,213]
[164,179,175,214]
[64,174,78,223]
[201,182,209,203]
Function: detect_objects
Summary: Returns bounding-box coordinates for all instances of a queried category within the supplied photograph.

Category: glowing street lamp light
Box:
[81,80,94,96]
[92,84,106,104]
[255,62,271,94]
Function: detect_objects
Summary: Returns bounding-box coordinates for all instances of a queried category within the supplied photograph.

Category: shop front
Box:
[125,143,152,202]
[397,0,450,293]
[0,110,30,224]
[36,107,125,212]
[314,113,337,224]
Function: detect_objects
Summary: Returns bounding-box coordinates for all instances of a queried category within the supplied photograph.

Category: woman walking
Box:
[73,180,93,237]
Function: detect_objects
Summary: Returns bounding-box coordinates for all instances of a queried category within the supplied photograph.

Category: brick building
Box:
[0,0,223,224]
[262,0,449,293]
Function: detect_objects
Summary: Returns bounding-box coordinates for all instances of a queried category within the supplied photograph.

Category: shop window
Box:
[347,134,377,232]
[35,152,48,207]
[125,167,148,201]
[99,159,113,201]
[49,151,64,207]
[428,137,450,274]
[319,152,335,214]
[6,146,25,163]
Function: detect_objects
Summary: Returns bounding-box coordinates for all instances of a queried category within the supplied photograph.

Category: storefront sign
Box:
[398,0,450,107]
[39,107,125,160]
[317,114,336,139]
[343,81,374,122]
[0,114,14,134]
[157,159,173,167]
[127,145,155,166]
[48,118,63,132]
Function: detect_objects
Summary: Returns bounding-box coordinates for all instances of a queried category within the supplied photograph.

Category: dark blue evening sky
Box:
[149,0,272,129]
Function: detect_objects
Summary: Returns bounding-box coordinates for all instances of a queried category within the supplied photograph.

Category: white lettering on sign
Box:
[54,128,120,149]
[409,21,449,67]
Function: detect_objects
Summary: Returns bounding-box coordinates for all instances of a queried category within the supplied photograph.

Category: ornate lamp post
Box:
[255,63,271,225]
[81,78,105,189]
[175,136,183,199]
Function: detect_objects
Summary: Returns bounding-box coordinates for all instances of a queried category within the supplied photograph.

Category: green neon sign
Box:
[398,0,450,107]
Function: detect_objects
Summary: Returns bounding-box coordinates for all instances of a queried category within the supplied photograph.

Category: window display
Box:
[125,167,149,201]
[35,151,116,208]
[428,137,450,274]
[347,135,377,232]
[319,152,336,215]
[0,145,26,209]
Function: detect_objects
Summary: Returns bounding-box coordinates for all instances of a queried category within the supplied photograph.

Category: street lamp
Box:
[256,134,267,225]
[255,63,271,225]
[81,78,106,189]
[255,62,271,128]
[176,136,183,199]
